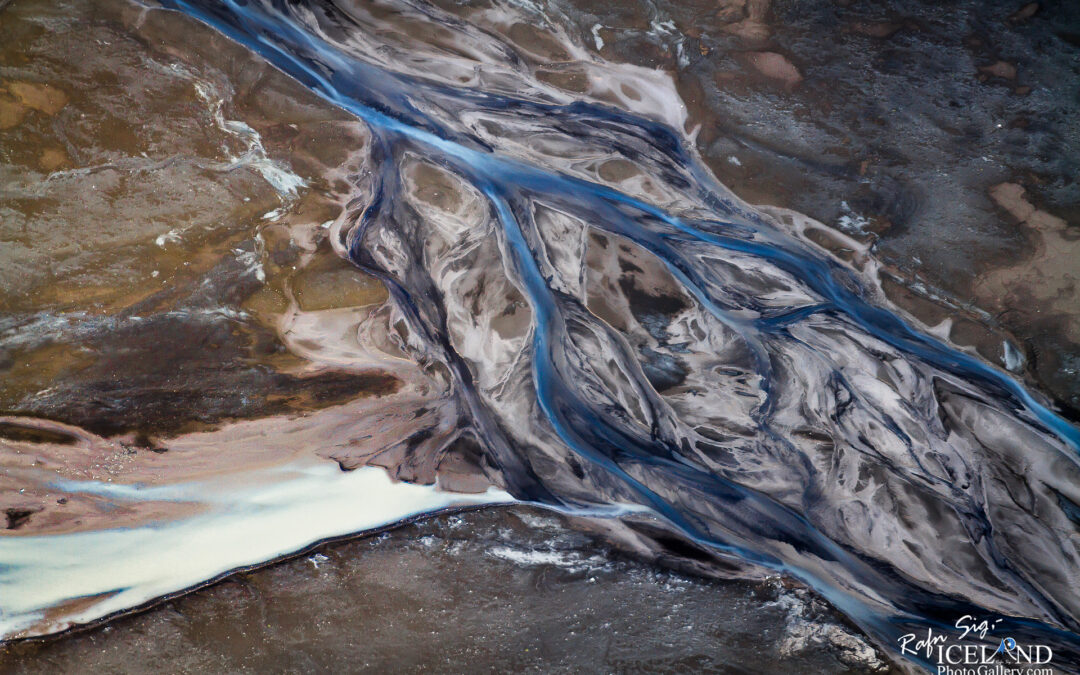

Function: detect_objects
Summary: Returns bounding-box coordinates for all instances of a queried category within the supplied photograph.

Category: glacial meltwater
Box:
[2,0,1079,672]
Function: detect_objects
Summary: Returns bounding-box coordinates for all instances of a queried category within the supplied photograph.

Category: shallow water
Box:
[1,0,1079,672]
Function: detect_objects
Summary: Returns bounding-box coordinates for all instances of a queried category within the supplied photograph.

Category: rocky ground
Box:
[1,0,1076,671]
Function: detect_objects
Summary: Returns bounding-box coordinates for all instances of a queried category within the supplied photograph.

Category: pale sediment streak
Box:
[3,0,1080,670]
[0,462,512,638]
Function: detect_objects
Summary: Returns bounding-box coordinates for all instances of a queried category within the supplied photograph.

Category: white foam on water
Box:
[0,462,512,639]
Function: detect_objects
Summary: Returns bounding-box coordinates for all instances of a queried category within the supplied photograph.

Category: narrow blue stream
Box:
[159,1,1080,669]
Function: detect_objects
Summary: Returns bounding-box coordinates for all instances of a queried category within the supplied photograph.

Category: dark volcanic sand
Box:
[1,0,1078,671]
[0,507,892,673]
